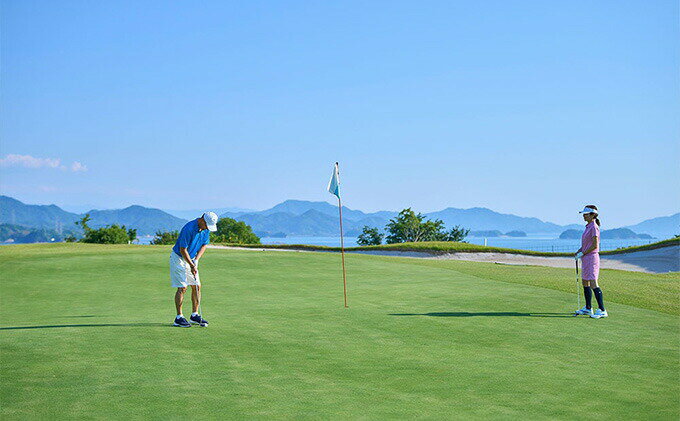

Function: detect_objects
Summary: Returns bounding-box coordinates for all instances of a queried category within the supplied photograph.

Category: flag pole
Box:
[338,195,348,308]
[336,164,348,308]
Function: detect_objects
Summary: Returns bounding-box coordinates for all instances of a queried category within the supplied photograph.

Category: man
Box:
[170,212,218,327]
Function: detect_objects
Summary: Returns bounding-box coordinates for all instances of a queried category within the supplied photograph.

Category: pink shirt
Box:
[581,221,600,255]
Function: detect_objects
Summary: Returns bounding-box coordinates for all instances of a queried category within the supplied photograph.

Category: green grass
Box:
[1,244,678,419]
[218,237,680,257]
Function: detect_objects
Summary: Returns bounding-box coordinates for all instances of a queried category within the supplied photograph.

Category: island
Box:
[469,230,503,238]
[559,227,654,240]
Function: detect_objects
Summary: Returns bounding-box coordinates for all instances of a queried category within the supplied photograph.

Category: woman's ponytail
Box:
[595,217,601,227]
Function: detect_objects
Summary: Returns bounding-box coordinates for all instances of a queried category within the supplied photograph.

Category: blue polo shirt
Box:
[172,219,210,259]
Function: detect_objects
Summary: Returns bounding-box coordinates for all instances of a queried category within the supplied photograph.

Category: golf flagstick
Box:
[328,162,348,308]
[338,195,348,308]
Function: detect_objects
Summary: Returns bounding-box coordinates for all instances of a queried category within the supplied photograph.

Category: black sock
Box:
[593,287,605,311]
[583,286,592,309]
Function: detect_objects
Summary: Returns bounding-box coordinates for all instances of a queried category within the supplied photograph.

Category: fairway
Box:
[1,244,678,419]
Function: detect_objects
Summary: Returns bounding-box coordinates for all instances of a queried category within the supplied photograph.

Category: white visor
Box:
[579,207,598,214]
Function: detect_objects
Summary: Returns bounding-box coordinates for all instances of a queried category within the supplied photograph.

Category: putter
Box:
[197,284,207,327]
[573,258,581,316]
[193,260,207,327]
[195,268,207,327]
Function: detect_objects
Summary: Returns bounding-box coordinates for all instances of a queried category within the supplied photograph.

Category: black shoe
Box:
[173,316,191,327]
[190,314,208,326]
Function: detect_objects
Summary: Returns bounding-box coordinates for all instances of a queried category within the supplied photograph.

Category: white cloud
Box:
[70,161,87,172]
[0,154,87,173]
[0,154,61,169]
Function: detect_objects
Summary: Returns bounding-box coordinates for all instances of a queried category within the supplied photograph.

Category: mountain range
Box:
[220,200,584,237]
[221,200,678,238]
[164,207,255,220]
[1,196,677,240]
[0,196,186,236]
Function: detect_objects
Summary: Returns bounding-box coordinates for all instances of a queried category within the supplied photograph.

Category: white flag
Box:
[327,162,340,198]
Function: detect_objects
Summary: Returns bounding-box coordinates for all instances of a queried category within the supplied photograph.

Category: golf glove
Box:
[575,251,583,260]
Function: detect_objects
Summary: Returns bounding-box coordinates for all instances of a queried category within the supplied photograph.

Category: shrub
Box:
[212,218,260,244]
[385,208,447,244]
[81,224,131,244]
[357,226,384,246]
[151,230,179,245]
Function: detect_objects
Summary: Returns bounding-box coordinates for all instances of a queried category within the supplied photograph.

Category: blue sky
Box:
[1,0,678,227]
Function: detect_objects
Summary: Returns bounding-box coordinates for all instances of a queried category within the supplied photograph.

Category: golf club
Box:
[193,259,207,327]
[197,284,206,327]
[573,258,581,316]
[196,270,207,327]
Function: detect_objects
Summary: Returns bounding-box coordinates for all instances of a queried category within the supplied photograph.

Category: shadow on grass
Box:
[390,312,573,318]
[0,323,169,330]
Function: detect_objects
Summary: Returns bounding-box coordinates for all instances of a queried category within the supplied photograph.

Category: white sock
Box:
[176,314,183,318]
[191,312,199,317]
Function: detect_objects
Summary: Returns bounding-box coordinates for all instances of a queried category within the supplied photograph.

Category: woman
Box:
[574,205,608,318]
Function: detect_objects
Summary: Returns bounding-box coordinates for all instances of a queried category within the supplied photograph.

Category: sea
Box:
[257,234,657,253]
[12,234,658,252]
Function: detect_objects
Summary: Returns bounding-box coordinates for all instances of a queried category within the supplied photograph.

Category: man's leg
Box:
[175,287,186,316]
[190,285,200,314]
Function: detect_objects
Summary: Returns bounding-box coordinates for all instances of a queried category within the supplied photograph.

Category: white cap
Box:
[202,212,218,231]
[579,206,598,215]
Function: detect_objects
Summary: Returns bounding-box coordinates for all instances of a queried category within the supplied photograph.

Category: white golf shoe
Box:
[591,309,608,319]
[574,306,594,316]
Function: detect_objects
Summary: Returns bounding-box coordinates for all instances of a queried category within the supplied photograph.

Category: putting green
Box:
[1,244,678,419]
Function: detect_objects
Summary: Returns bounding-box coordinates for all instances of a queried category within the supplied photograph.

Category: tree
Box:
[212,218,260,244]
[357,226,384,246]
[75,214,92,232]
[385,208,447,244]
[446,225,470,242]
[127,228,138,244]
[81,224,131,244]
[151,230,179,245]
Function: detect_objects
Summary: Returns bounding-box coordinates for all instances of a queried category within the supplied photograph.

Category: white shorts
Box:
[169,251,200,288]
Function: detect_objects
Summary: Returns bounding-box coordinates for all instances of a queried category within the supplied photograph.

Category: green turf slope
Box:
[1,244,678,419]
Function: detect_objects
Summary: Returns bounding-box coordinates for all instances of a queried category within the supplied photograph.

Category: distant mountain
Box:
[0,196,80,232]
[86,206,187,235]
[624,213,679,240]
[0,196,187,236]
[221,200,398,237]
[425,207,578,234]
[222,201,586,237]
[4,195,677,241]
[235,199,395,222]
[0,223,65,244]
[221,200,679,238]
[164,207,255,220]
[224,209,377,237]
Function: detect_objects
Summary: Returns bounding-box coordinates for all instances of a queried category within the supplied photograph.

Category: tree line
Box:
[67,208,467,247]
[357,208,469,246]
[65,214,138,244]
[151,218,260,245]
[67,214,261,245]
